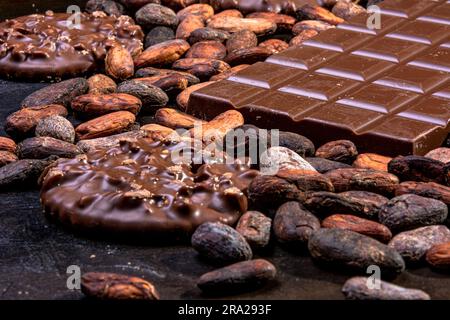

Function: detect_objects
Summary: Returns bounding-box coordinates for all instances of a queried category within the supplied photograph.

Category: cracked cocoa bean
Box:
[395,181,450,206]
[388,155,446,184]
[315,140,358,164]
[117,80,169,111]
[426,241,450,269]
[191,222,253,264]
[379,194,448,232]
[308,228,405,276]
[0,157,56,190]
[35,115,76,143]
[306,157,351,173]
[236,211,271,248]
[17,137,82,159]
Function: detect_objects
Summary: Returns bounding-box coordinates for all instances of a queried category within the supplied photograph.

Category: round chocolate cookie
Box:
[0,11,144,81]
[40,139,259,240]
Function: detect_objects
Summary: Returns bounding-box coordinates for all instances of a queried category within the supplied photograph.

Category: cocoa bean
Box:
[188,27,230,44]
[316,140,358,164]
[0,137,17,154]
[426,241,450,269]
[135,3,178,29]
[322,214,392,243]
[71,93,142,117]
[395,181,450,206]
[259,39,289,54]
[87,74,117,95]
[308,228,405,276]
[176,81,214,110]
[186,41,226,59]
[332,1,366,20]
[191,222,253,264]
[5,104,68,138]
[85,0,125,16]
[236,211,271,248]
[289,30,319,46]
[134,73,189,92]
[324,168,399,196]
[176,15,205,40]
[274,201,320,247]
[105,45,135,80]
[77,130,146,153]
[20,78,88,108]
[279,131,315,158]
[0,157,57,190]
[35,115,76,143]
[260,146,317,175]
[197,259,276,294]
[81,272,160,300]
[211,9,242,19]
[155,107,204,129]
[295,4,344,25]
[226,30,258,54]
[121,0,161,11]
[342,277,430,300]
[207,17,277,35]
[17,137,82,159]
[161,0,198,11]
[209,64,249,81]
[0,151,18,167]
[189,109,243,143]
[388,155,445,184]
[116,80,169,111]
[425,147,450,164]
[225,46,272,66]
[304,191,389,219]
[389,225,450,263]
[353,153,392,172]
[172,57,230,80]
[134,39,190,68]
[145,26,175,48]
[75,111,136,140]
[306,157,351,173]
[135,67,200,86]
[246,12,296,31]
[292,20,334,34]
[177,3,214,22]
[276,170,334,192]
[140,123,177,141]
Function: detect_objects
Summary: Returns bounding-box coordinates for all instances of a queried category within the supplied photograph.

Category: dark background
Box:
[1,0,450,300]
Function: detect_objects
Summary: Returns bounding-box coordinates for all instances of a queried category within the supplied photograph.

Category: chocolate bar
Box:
[187,0,450,156]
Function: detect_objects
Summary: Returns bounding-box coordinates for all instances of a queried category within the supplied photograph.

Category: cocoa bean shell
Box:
[71,93,142,117]
[236,211,272,248]
[316,140,358,164]
[186,40,227,59]
[188,27,230,44]
[87,74,117,95]
[35,115,76,143]
[306,157,351,173]
[75,111,137,140]
[17,137,82,159]
[135,3,178,29]
[117,80,169,111]
[388,155,446,184]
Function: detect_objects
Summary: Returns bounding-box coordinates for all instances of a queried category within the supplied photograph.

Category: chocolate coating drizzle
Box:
[0,11,144,80]
[40,139,259,239]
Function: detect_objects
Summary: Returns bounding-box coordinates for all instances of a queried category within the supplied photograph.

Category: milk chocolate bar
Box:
[187,0,450,156]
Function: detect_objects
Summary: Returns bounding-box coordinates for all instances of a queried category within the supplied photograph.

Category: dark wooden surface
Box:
[1,1,450,300]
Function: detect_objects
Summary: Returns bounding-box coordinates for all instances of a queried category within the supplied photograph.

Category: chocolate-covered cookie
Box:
[0,11,144,81]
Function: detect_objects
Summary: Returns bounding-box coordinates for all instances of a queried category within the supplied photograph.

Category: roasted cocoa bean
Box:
[342,277,430,300]
[332,1,366,20]
[135,67,200,85]
[81,272,160,300]
[155,107,204,129]
[209,64,249,81]
[306,157,351,173]
[188,27,230,44]
[85,0,125,16]
[226,30,258,54]
[197,259,276,294]
[224,47,272,66]
[117,80,169,111]
[211,9,243,19]
[162,0,197,10]
[322,214,392,243]
[172,58,230,80]
[176,15,205,39]
[0,137,17,154]
[260,146,317,175]
[35,115,76,143]
[77,130,146,153]
[135,3,178,29]
[176,81,214,110]
[75,111,136,140]
[379,194,448,232]
[134,39,190,68]
[141,123,177,141]
[324,168,399,196]
[425,147,450,164]
[145,26,175,48]
[121,0,161,11]
[292,20,334,34]
[278,131,315,158]
[207,17,277,35]
[389,225,450,263]
[191,222,253,264]
[87,74,117,95]
[189,110,243,144]
[258,39,289,54]
[246,12,296,31]
[21,78,88,108]
[5,104,68,138]
[186,41,227,59]
[177,3,214,22]
[388,155,446,184]
[134,73,189,92]
[316,140,358,164]
[274,201,320,247]
[0,151,18,167]
[0,157,56,190]
[308,228,405,276]
[304,191,389,219]
[353,153,392,172]
[276,170,334,192]
[17,137,82,159]
[426,241,450,269]
[395,181,450,206]
[295,4,344,25]
[289,30,319,46]
[105,45,135,80]
[236,211,271,248]
[71,93,142,117]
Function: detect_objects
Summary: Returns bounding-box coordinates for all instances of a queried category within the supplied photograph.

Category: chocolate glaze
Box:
[0,11,143,81]
[40,139,259,239]
[188,0,450,156]
[203,0,320,14]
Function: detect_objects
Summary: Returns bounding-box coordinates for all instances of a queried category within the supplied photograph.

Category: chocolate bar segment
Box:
[188,0,450,156]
